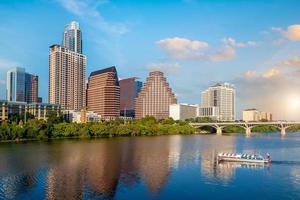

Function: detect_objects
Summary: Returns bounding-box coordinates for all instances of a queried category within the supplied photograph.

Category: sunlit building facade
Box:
[201,83,235,121]
[135,71,177,119]
[87,66,120,119]
[48,44,86,110]
[169,103,198,120]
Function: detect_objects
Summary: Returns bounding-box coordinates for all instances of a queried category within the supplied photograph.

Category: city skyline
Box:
[1,1,300,119]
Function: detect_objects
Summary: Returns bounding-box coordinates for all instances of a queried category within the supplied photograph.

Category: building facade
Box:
[169,104,198,121]
[7,67,25,102]
[119,77,142,117]
[87,67,120,119]
[135,71,177,119]
[25,73,38,103]
[243,109,272,122]
[63,21,82,54]
[198,106,220,120]
[201,83,235,121]
[0,100,60,122]
[7,67,38,103]
[48,44,86,110]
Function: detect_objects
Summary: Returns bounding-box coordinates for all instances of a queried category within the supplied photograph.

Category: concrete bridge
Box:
[190,121,300,136]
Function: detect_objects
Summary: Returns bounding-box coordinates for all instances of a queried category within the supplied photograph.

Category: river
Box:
[0,132,300,200]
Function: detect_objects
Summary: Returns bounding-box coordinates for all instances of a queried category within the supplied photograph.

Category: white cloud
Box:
[223,37,256,48]
[283,25,300,41]
[280,57,300,68]
[271,24,300,41]
[147,62,181,75]
[157,37,256,62]
[56,0,128,36]
[156,37,208,59]
[262,68,280,78]
[208,46,236,62]
[244,70,257,79]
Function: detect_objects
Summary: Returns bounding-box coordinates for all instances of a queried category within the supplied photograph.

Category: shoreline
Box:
[0,131,291,144]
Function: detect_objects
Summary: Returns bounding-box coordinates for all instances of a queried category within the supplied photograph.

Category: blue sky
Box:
[1,0,300,119]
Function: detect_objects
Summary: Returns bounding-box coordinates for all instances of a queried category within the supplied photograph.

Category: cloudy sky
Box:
[1,0,300,119]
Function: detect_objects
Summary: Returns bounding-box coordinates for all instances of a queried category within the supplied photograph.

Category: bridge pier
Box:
[245,127,251,137]
[281,127,286,136]
[216,127,223,136]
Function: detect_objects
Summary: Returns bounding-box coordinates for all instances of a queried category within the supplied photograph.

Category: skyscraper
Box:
[200,83,235,121]
[48,44,86,110]
[119,77,142,117]
[7,67,38,103]
[7,67,25,102]
[135,71,177,119]
[63,21,82,54]
[25,73,38,103]
[87,66,120,119]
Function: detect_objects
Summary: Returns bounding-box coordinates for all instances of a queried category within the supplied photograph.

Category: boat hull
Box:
[218,157,269,163]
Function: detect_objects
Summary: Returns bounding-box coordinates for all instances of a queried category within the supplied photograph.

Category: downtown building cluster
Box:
[1,21,270,123]
[47,21,177,122]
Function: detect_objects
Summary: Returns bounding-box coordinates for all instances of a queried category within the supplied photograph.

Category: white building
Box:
[201,83,235,121]
[243,109,272,122]
[198,106,220,120]
[63,110,101,123]
[169,103,198,120]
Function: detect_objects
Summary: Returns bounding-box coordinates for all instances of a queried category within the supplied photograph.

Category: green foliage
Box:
[0,116,198,141]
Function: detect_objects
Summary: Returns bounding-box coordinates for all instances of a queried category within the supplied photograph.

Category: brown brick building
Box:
[119,77,142,117]
[87,67,120,119]
[135,71,177,119]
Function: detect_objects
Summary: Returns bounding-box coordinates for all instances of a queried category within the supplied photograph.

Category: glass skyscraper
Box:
[62,21,82,53]
[7,67,38,103]
[7,67,25,102]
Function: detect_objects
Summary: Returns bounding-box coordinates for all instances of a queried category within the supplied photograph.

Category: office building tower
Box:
[48,44,86,110]
[7,67,38,103]
[87,66,120,119]
[7,67,25,102]
[135,71,177,119]
[25,74,38,103]
[201,83,235,121]
[119,77,142,117]
[63,21,82,53]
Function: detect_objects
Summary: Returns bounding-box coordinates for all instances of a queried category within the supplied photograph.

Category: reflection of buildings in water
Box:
[132,137,173,194]
[46,143,85,200]
[0,144,49,199]
[200,136,236,182]
[168,135,182,169]
[46,141,123,200]
[85,141,122,198]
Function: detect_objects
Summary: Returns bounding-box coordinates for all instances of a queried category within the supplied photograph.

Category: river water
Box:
[0,133,300,200]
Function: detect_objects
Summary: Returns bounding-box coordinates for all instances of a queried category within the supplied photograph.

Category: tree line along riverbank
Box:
[1,113,300,142]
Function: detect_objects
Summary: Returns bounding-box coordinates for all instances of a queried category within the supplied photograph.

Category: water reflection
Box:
[0,135,300,199]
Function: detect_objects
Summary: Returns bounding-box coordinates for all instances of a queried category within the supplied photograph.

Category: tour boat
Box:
[217,152,271,163]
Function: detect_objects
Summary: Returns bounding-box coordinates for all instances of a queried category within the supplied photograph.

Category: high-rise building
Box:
[48,44,86,110]
[7,67,38,103]
[7,67,25,102]
[119,77,142,117]
[135,71,177,119]
[63,21,82,54]
[25,73,38,103]
[87,66,120,119]
[200,83,235,121]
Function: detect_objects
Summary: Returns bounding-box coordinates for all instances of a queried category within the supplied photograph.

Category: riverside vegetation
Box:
[1,113,300,142]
